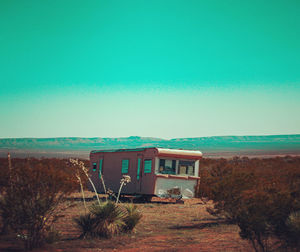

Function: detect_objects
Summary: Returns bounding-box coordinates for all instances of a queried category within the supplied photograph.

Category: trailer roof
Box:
[156,148,202,158]
[91,147,202,158]
[90,147,151,154]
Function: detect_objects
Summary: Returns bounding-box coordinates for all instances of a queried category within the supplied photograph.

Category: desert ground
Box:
[0,193,254,252]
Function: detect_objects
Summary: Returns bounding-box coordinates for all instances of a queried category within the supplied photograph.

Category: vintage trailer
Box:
[89,147,202,198]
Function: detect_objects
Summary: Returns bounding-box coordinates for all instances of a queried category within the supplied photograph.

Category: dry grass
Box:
[0,194,253,251]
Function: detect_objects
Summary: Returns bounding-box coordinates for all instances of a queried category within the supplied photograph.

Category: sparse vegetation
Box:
[89,201,126,238]
[73,171,141,239]
[73,212,95,239]
[0,156,300,251]
[123,204,143,232]
[74,201,142,238]
[199,156,300,251]
[282,211,300,249]
[0,158,85,250]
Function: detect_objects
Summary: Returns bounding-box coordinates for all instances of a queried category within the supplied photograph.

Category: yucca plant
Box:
[284,211,300,248]
[286,211,300,233]
[89,201,126,238]
[69,159,101,206]
[116,175,131,204]
[123,204,142,232]
[73,213,95,239]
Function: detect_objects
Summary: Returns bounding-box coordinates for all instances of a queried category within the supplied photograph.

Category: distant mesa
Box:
[0,134,300,158]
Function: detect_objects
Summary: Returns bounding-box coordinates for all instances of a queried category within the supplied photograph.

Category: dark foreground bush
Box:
[282,211,300,249]
[0,158,79,250]
[73,213,95,239]
[199,157,300,251]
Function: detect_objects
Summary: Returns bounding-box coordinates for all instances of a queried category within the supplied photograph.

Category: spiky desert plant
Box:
[75,170,87,213]
[100,172,107,195]
[73,213,95,239]
[116,175,131,204]
[286,211,300,233]
[89,201,125,238]
[70,159,101,206]
[123,204,142,232]
[106,188,117,201]
[284,211,300,248]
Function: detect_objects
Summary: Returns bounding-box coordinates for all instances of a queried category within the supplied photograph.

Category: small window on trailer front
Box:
[144,159,152,173]
[99,159,103,178]
[121,159,129,174]
[92,162,97,171]
[137,158,141,180]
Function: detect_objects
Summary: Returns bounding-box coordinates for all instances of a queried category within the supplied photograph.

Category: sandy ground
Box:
[0,194,254,251]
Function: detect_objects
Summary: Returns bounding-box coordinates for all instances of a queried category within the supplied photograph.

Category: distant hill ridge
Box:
[0,134,299,150]
[0,135,299,158]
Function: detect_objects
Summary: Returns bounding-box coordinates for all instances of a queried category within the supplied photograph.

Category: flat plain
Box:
[0,194,253,251]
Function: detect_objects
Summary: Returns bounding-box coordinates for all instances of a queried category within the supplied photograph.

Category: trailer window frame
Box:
[121,159,129,174]
[92,162,97,172]
[144,159,152,174]
[156,158,196,176]
[158,159,176,175]
[137,158,141,180]
[178,160,195,176]
[99,159,103,178]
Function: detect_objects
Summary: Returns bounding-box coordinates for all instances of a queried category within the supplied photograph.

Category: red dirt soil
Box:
[0,196,253,252]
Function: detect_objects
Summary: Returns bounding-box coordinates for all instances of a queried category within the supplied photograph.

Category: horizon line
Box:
[1,133,300,140]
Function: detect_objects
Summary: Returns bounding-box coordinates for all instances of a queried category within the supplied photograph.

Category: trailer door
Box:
[136,154,143,193]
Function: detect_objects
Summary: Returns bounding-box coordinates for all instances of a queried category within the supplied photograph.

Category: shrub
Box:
[199,157,300,252]
[73,213,95,239]
[282,211,300,249]
[123,204,142,232]
[236,189,298,252]
[89,201,126,238]
[45,226,61,244]
[0,158,9,193]
[236,190,273,252]
[200,161,256,221]
[0,158,78,250]
[74,202,142,238]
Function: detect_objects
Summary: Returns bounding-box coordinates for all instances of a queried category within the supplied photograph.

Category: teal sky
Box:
[0,0,300,139]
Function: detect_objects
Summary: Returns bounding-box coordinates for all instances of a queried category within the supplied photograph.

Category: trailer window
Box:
[137,158,141,180]
[159,159,176,175]
[121,159,129,174]
[144,159,152,173]
[178,160,195,176]
[99,159,103,178]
